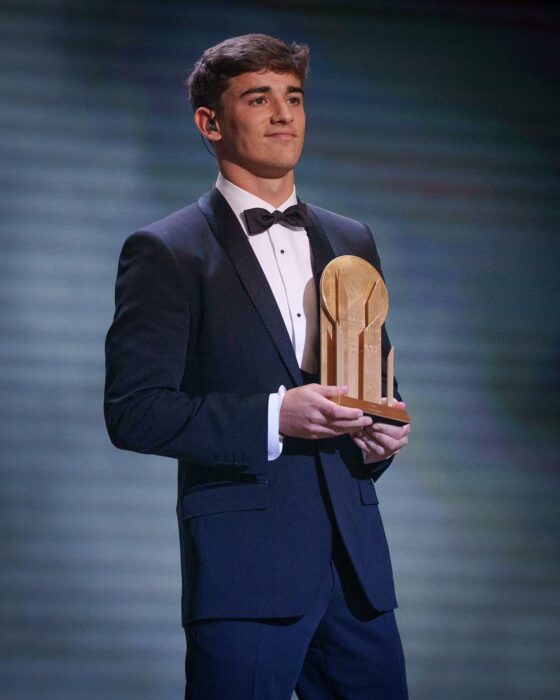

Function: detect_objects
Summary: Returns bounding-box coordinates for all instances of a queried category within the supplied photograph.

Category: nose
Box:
[270,97,293,124]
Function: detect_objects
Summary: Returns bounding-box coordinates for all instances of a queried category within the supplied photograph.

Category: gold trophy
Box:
[320,255,410,425]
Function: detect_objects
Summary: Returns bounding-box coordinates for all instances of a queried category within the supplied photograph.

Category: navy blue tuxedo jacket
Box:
[105,187,400,624]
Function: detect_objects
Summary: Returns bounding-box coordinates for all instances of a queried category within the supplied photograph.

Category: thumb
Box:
[316,384,349,398]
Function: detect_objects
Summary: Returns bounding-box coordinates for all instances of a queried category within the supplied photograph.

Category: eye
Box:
[250,96,266,106]
[288,95,302,105]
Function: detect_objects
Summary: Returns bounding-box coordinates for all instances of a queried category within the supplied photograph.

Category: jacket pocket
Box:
[358,478,379,505]
[181,482,269,519]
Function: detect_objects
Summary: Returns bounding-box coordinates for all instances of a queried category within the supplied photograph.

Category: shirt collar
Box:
[215,172,298,235]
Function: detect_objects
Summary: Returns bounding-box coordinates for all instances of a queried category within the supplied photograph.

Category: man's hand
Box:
[279,384,372,440]
[351,400,410,463]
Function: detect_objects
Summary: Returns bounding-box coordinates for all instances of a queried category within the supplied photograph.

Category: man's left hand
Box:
[351,400,410,463]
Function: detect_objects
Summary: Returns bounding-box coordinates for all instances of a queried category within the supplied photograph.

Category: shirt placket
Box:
[267,224,304,365]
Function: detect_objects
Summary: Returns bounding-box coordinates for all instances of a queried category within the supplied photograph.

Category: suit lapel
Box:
[303,203,337,293]
[198,187,303,387]
[303,204,338,374]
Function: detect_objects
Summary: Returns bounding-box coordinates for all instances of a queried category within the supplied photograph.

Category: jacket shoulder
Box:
[306,203,380,262]
[138,201,205,249]
[307,203,365,233]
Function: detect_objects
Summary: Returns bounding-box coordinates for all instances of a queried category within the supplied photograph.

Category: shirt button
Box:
[297,313,302,318]
[280,250,285,254]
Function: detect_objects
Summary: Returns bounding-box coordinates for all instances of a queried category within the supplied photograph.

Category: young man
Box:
[105,34,410,699]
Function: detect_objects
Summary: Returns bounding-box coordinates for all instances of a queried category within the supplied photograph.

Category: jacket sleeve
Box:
[104,230,269,473]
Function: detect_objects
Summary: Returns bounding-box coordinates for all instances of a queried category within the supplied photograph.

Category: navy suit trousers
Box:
[184,526,408,700]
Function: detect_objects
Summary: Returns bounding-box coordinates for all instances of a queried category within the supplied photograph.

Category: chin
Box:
[249,161,297,179]
[263,167,296,179]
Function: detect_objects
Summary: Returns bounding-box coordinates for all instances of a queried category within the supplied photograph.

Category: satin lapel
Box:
[303,205,338,373]
[304,204,337,286]
[198,187,303,387]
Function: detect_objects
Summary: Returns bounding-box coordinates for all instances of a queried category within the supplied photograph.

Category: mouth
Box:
[265,132,297,140]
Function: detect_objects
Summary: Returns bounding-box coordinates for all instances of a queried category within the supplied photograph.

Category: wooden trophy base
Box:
[332,395,411,426]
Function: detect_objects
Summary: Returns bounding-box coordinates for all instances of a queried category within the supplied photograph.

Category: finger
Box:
[328,416,373,431]
[316,395,366,422]
[351,436,369,452]
[368,422,410,438]
[308,424,362,439]
[360,432,404,457]
[365,432,408,454]
[353,438,400,463]
[362,441,392,458]
[306,386,364,420]
[311,415,373,438]
[353,436,385,455]
[380,397,403,405]
[313,384,349,398]
[380,398,407,410]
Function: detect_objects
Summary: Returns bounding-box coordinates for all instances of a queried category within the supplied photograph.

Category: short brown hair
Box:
[187,34,309,112]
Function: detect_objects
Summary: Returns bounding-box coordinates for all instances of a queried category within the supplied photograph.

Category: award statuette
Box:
[320,255,410,425]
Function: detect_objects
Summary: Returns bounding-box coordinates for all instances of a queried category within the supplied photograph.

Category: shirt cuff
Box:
[267,385,286,461]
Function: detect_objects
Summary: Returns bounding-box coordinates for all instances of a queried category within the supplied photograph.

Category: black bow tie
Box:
[243,204,310,236]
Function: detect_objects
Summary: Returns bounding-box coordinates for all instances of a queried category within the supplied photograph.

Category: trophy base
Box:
[332,395,411,426]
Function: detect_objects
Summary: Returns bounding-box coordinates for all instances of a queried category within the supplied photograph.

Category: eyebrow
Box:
[238,85,305,98]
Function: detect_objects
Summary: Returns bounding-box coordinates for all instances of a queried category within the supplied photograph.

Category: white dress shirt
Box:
[215,173,318,460]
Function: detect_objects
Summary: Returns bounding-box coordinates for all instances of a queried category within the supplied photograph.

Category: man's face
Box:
[214,69,305,179]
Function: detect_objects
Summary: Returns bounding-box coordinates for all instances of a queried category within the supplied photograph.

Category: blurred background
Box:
[1,1,559,698]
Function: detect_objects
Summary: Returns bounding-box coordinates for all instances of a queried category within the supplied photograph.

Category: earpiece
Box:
[207,118,218,132]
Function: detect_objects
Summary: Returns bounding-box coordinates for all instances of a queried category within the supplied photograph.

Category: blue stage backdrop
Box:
[1,1,559,698]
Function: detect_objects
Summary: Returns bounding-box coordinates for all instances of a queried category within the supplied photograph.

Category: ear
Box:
[194,107,221,141]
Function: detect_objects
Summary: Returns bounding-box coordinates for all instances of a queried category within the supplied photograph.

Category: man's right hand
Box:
[279,384,373,440]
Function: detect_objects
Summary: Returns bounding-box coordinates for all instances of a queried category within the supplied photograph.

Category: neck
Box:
[218,162,295,208]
